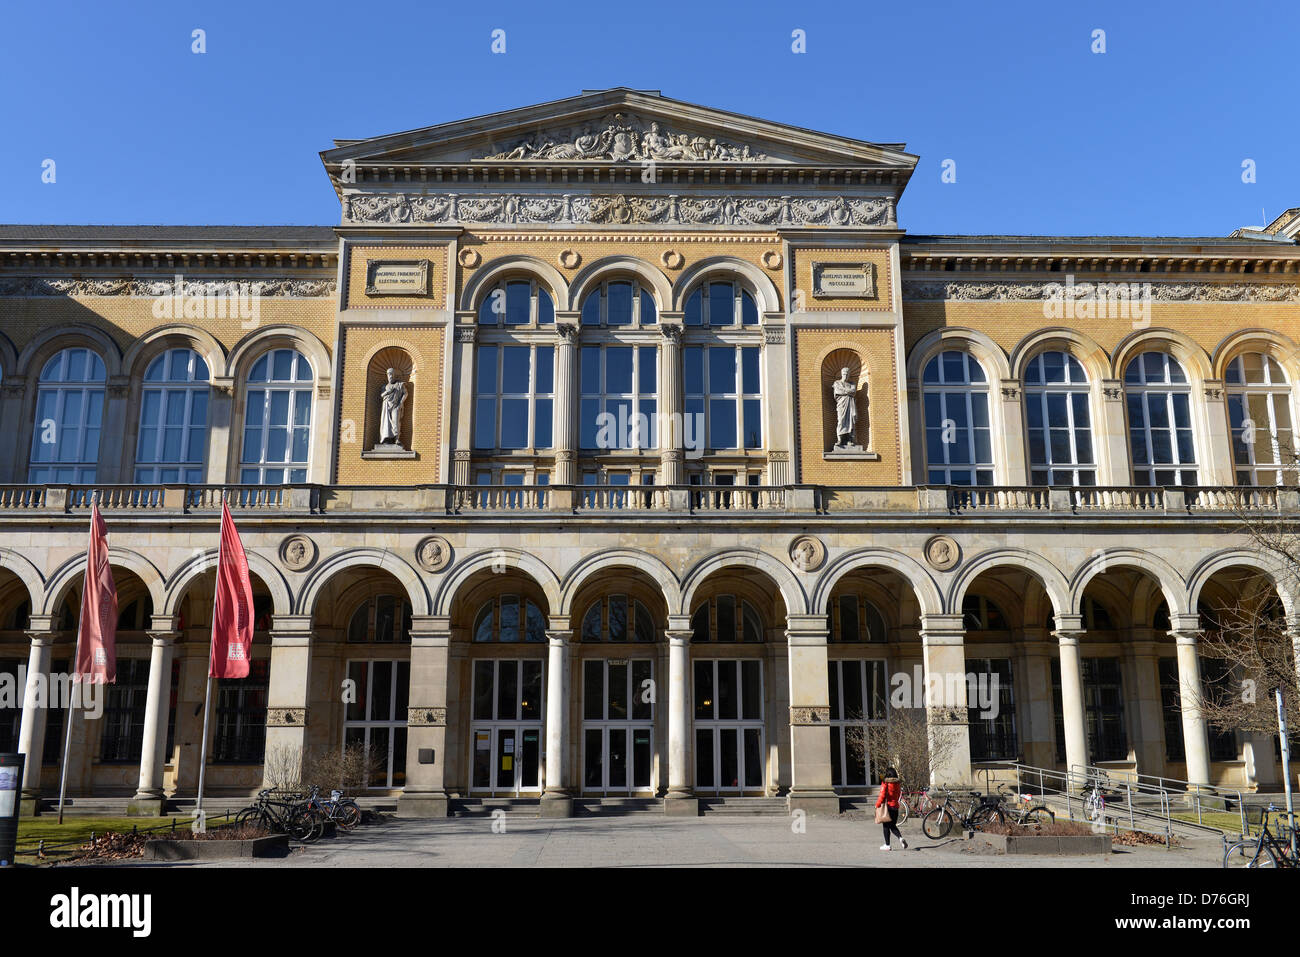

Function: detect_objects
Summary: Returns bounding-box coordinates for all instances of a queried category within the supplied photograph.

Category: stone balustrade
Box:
[0,482,1294,518]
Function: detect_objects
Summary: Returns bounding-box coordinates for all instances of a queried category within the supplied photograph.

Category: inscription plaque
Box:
[365,259,431,296]
[812,261,877,299]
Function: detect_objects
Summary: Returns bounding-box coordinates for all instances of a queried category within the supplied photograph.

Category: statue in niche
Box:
[832,366,863,450]
[378,368,408,447]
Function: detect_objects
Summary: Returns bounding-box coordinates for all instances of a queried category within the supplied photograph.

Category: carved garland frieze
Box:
[0,277,338,298]
[903,279,1300,304]
[343,192,895,228]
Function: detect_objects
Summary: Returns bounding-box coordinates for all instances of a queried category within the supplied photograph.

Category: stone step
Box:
[450,798,541,818]
[698,797,788,816]
[573,798,664,816]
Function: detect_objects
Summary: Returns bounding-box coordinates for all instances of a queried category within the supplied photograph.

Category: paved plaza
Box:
[137,815,1226,868]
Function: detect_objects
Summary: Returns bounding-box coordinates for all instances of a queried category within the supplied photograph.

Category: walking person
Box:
[875,765,907,851]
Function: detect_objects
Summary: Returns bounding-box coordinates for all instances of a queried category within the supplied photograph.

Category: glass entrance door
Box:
[693,659,764,793]
[582,658,654,793]
[469,659,544,795]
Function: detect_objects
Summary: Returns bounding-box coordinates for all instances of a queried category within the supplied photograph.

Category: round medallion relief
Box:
[761,250,782,270]
[661,250,684,270]
[458,248,481,268]
[924,535,960,571]
[789,535,826,572]
[416,535,452,572]
[558,249,581,269]
[278,534,317,571]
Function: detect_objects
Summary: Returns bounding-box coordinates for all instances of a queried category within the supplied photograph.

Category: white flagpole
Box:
[195,502,225,825]
[56,495,97,825]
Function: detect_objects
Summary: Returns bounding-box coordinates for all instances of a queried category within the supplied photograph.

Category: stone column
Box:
[553,322,579,486]
[0,379,27,482]
[919,614,971,786]
[261,615,314,789]
[128,627,178,815]
[1170,615,1211,787]
[785,615,837,814]
[16,619,56,815]
[399,616,452,817]
[450,319,477,484]
[97,379,130,482]
[996,380,1028,485]
[540,622,572,817]
[664,619,696,814]
[1052,614,1090,784]
[658,320,684,484]
[1096,382,1131,485]
[1019,627,1057,768]
[204,378,234,484]
[1200,381,1236,485]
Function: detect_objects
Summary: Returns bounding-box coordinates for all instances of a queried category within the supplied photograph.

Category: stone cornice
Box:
[902,251,1300,277]
[0,276,339,299]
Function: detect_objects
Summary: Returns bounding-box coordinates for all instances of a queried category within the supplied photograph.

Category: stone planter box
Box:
[142,834,290,861]
[974,833,1111,855]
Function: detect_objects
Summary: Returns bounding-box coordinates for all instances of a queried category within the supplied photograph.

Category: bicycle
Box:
[996,783,1055,827]
[921,788,1005,839]
[896,787,936,826]
[1079,770,1121,823]
[1223,806,1298,869]
[306,785,363,833]
[235,788,322,843]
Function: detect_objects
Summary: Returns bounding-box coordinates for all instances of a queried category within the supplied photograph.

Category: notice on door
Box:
[503,739,515,754]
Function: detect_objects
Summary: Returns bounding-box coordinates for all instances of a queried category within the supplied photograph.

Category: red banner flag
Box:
[210,501,255,679]
[74,503,117,684]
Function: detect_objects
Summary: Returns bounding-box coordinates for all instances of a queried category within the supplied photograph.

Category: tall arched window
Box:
[477,278,555,326]
[581,279,656,326]
[347,594,413,643]
[1125,352,1197,486]
[29,347,107,483]
[135,348,210,484]
[830,593,888,642]
[690,595,763,642]
[1226,352,1295,486]
[1024,351,1095,486]
[684,345,761,450]
[923,350,993,485]
[240,349,312,485]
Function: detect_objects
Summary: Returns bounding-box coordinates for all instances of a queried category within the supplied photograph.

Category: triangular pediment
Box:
[321,89,917,171]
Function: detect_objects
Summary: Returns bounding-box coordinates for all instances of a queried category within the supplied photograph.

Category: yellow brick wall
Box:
[793,328,901,484]
[457,231,785,309]
[790,246,894,312]
[346,245,451,309]
[334,324,445,484]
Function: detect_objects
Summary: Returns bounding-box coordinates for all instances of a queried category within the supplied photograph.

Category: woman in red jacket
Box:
[876,766,907,850]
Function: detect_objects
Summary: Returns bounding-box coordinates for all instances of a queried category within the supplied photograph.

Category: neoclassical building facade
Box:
[2,89,1299,816]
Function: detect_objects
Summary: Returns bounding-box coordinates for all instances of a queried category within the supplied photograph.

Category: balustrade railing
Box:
[0,482,1291,517]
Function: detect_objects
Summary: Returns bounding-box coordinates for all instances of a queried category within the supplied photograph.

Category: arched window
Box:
[684,280,758,327]
[830,594,887,642]
[1125,352,1197,486]
[962,594,1008,631]
[580,595,656,642]
[1024,350,1095,486]
[1226,353,1295,486]
[923,350,993,485]
[240,349,312,485]
[580,279,656,326]
[477,278,555,326]
[347,594,413,643]
[690,595,763,642]
[579,345,657,450]
[474,344,554,450]
[29,347,107,484]
[473,595,546,642]
[136,348,209,484]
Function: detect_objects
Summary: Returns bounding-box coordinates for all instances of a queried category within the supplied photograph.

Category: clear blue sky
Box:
[1,0,1295,236]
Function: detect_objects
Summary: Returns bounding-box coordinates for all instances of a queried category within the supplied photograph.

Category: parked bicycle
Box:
[307,785,363,832]
[996,783,1055,827]
[921,788,1005,839]
[235,788,322,843]
[896,787,937,825]
[1223,806,1298,869]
